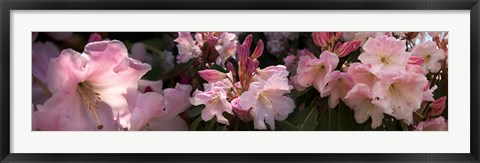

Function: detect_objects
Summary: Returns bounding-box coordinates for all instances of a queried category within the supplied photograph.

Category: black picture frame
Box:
[1,0,478,162]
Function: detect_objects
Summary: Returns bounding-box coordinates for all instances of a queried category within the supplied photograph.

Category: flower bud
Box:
[251,40,264,60]
[88,33,103,43]
[429,96,447,116]
[408,56,425,65]
[334,40,361,58]
[198,69,227,83]
[242,34,253,49]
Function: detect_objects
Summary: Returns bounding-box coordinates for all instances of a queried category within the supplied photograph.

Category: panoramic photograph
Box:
[31,32,448,131]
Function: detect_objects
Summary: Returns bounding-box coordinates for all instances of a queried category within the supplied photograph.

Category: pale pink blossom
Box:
[214,32,238,64]
[344,83,392,129]
[255,65,289,81]
[358,35,410,74]
[372,72,428,125]
[411,41,446,73]
[414,116,448,131]
[175,32,202,63]
[190,86,233,125]
[347,63,377,88]
[290,75,308,91]
[429,96,447,116]
[123,88,165,131]
[321,71,354,108]
[423,85,437,102]
[198,69,227,83]
[295,50,339,94]
[150,83,192,130]
[238,72,295,130]
[32,42,60,106]
[35,40,151,130]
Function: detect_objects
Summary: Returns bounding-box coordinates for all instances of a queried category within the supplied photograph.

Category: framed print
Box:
[1,0,479,162]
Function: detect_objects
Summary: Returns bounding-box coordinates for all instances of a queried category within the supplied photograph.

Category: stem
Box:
[144,44,164,56]
[32,75,52,98]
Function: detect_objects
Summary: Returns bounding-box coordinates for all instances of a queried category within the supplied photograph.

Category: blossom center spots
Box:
[259,93,273,108]
[76,82,103,130]
[208,94,221,104]
[315,64,326,71]
[380,56,388,64]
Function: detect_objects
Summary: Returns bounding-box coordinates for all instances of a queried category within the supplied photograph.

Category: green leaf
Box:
[289,103,319,131]
[189,116,203,131]
[316,108,339,131]
[187,105,204,118]
[337,102,357,131]
[216,125,229,131]
[275,120,298,131]
[211,64,228,73]
[203,119,217,131]
[400,121,410,131]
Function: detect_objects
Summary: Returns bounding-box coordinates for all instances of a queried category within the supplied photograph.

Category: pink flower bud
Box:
[251,39,264,60]
[242,34,253,49]
[227,62,236,75]
[414,116,448,131]
[198,69,227,83]
[408,56,425,65]
[312,32,328,48]
[334,40,361,57]
[88,33,102,43]
[429,96,447,116]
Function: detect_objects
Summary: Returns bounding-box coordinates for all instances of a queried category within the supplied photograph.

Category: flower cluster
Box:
[191,34,295,130]
[32,32,448,131]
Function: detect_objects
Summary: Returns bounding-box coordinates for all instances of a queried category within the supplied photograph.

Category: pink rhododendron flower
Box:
[321,71,354,108]
[295,50,339,94]
[347,63,377,88]
[214,32,238,64]
[35,40,151,130]
[372,72,428,125]
[358,35,410,74]
[344,83,392,129]
[429,96,447,116]
[175,32,202,63]
[256,65,289,81]
[414,116,448,131]
[238,72,295,130]
[148,83,192,131]
[190,86,233,125]
[411,40,446,73]
[354,32,389,46]
[290,75,308,91]
[198,69,227,83]
[423,85,437,102]
[123,88,165,131]
[32,42,60,106]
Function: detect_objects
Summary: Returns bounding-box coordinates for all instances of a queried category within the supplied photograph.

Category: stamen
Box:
[77,82,104,130]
